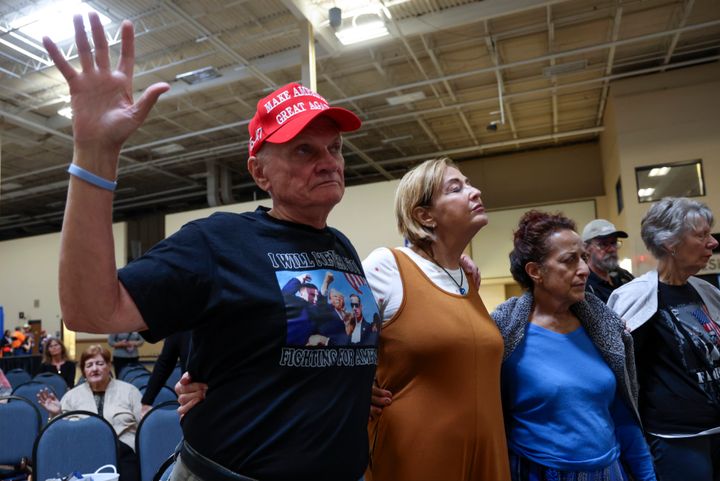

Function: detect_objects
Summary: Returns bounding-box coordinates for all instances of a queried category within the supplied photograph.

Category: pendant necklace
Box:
[422,248,466,295]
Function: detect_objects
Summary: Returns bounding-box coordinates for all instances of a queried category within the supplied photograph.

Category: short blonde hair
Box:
[395,157,457,247]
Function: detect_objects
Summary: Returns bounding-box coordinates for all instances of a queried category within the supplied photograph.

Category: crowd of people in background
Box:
[0,326,40,357]
[5,12,715,481]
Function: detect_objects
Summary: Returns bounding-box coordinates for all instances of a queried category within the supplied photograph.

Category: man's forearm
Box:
[59,152,146,333]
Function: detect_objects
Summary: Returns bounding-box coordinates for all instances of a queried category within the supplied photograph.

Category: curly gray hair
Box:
[640,197,714,259]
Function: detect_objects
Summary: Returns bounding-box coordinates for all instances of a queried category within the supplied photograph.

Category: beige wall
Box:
[0,223,127,339]
[166,179,404,260]
[602,62,720,275]
[458,142,604,210]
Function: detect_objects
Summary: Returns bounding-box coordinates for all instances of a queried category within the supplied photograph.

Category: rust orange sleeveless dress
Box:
[367,249,510,481]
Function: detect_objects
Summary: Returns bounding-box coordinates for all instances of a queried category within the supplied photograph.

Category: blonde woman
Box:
[364,157,509,481]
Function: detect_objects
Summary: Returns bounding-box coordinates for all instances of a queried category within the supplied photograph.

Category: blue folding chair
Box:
[0,395,42,480]
[33,410,119,481]
[139,385,178,407]
[33,372,68,397]
[12,381,56,426]
[136,401,182,481]
[130,373,151,390]
[119,364,148,381]
[5,368,31,389]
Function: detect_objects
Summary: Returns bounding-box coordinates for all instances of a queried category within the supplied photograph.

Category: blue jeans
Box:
[647,433,720,481]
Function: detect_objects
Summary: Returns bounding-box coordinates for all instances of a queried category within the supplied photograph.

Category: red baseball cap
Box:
[247,83,361,157]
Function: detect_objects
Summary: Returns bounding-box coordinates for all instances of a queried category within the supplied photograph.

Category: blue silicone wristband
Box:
[67,163,117,191]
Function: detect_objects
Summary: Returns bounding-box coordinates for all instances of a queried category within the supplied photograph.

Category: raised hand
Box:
[36,387,62,416]
[42,13,169,169]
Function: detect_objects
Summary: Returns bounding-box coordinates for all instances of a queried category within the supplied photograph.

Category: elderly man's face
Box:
[331,291,345,310]
[253,117,344,221]
[587,236,620,272]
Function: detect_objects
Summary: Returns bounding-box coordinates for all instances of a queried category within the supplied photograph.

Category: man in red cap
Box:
[45,14,378,481]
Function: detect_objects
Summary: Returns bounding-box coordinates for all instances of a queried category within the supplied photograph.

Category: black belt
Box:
[179,441,257,481]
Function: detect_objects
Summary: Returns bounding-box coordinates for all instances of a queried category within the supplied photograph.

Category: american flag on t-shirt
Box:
[345,272,368,294]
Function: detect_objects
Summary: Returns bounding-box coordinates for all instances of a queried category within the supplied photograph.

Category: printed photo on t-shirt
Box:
[660,302,720,391]
[276,269,380,347]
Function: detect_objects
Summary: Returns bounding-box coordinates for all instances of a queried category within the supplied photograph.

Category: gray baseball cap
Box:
[581,219,628,242]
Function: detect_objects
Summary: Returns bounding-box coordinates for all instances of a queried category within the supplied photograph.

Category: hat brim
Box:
[264,107,361,145]
[596,230,629,239]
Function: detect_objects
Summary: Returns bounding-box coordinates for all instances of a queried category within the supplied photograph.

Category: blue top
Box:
[502,323,655,479]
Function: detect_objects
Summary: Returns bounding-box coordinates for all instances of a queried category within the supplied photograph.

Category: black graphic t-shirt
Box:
[633,282,720,435]
[119,208,378,480]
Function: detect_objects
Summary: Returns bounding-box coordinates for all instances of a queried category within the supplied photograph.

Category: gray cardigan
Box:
[492,291,641,423]
[607,270,720,331]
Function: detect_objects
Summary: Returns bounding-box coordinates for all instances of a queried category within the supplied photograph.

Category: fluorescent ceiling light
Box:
[11,0,112,42]
[58,106,73,119]
[335,20,389,46]
[151,143,186,155]
[638,188,655,197]
[176,66,221,85]
[386,91,426,106]
[648,166,671,177]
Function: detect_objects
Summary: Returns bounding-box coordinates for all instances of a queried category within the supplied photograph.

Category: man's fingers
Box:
[177,397,200,417]
[73,14,94,73]
[116,20,135,79]
[89,12,110,71]
[43,37,77,81]
[132,82,170,123]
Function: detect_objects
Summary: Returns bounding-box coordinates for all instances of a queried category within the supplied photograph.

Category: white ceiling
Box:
[0,0,718,239]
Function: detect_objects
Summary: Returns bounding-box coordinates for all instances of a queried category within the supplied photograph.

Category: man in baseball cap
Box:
[582,219,634,302]
[47,14,376,480]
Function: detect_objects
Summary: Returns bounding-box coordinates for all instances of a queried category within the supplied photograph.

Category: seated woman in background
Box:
[608,197,720,481]
[494,211,655,481]
[39,337,76,388]
[37,345,142,481]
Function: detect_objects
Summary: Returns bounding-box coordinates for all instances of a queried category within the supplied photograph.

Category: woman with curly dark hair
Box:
[493,210,656,481]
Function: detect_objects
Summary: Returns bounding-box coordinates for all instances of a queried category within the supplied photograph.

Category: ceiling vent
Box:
[386,91,426,105]
[543,60,588,77]
[176,67,222,85]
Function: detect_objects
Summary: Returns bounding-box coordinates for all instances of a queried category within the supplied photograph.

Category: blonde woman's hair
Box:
[395,157,456,247]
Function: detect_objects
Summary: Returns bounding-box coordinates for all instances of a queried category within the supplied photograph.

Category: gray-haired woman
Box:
[608,197,720,481]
